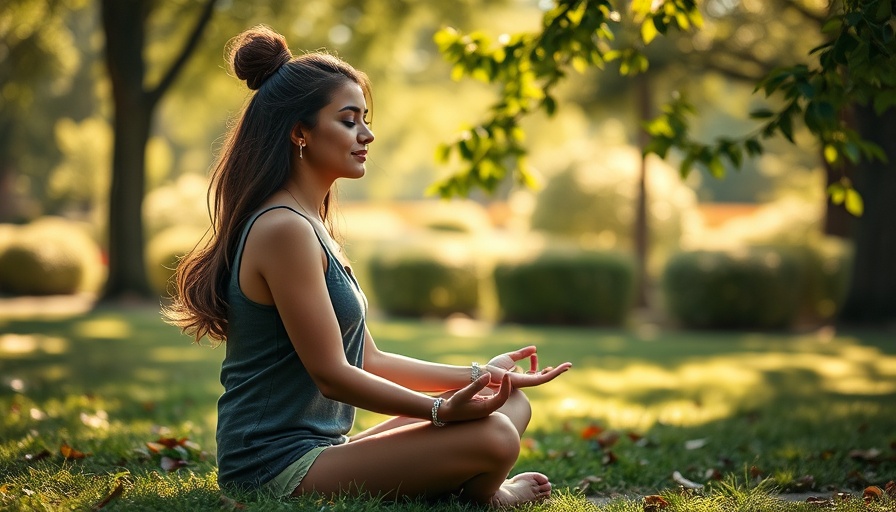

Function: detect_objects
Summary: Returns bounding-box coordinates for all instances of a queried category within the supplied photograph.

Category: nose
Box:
[360,124,374,145]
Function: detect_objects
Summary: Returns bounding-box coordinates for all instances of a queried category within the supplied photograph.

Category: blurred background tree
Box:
[2,0,892,324]
[434,0,895,324]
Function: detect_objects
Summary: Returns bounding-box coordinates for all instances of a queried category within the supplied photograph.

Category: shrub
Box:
[0,218,103,295]
[757,237,854,324]
[661,247,804,329]
[146,225,207,296]
[529,146,699,276]
[493,247,636,326]
[367,238,479,318]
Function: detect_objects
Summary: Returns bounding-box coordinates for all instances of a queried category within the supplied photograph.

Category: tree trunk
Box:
[100,0,153,300]
[839,104,896,324]
[98,0,217,301]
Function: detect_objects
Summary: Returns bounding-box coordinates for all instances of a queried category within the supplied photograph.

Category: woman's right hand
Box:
[438,373,512,423]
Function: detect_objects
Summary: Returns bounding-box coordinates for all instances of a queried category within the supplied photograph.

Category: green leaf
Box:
[745,139,764,156]
[823,144,838,164]
[749,108,776,119]
[827,182,846,204]
[845,187,864,216]
[641,17,658,44]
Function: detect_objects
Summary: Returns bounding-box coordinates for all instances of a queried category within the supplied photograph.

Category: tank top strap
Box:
[232,205,337,278]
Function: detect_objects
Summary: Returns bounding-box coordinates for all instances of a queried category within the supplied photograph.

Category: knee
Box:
[477,413,521,465]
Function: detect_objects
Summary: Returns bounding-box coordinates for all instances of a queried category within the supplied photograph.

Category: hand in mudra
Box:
[485,346,572,389]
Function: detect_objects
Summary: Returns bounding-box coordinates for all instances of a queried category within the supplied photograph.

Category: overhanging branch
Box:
[148,0,218,106]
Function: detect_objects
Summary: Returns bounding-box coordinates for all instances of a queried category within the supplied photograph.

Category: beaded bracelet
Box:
[471,361,481,382]
[431,397,446,427]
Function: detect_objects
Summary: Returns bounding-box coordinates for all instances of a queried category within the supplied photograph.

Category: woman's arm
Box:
[245,210,507,423]
[362,328,474,392]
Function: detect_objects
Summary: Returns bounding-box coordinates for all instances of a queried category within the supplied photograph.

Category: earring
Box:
[299,140,305,159]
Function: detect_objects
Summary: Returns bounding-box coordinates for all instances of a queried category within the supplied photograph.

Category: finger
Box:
[530,353,538,374]
[453,373,491,402]
[517,362,572,387]
[508,345,537,362]
[490,373,512,406]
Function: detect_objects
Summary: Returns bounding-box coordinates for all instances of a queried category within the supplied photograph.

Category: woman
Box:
[166,25,572,508]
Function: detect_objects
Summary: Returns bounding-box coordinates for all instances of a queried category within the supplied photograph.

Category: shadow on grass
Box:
[1,305,895,504]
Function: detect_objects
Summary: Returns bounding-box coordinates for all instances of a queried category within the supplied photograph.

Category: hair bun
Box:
[229,25,292,90]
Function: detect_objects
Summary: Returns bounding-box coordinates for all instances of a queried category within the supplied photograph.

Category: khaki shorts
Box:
[263,445,328,498]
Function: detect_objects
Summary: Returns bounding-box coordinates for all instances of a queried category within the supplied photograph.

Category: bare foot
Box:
[489,472,552,509]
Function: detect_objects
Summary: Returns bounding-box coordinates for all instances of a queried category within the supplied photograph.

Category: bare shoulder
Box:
[243,207,323,274]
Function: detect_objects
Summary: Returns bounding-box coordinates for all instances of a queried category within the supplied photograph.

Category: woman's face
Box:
[301,82,374,180]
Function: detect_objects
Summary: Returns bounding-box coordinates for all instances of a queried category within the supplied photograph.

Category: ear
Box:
[290,124,306,146]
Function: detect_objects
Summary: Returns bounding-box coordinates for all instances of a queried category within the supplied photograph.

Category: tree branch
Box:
[147,0,218,106]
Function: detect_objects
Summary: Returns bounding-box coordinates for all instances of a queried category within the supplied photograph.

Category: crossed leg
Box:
[294,389,551,507]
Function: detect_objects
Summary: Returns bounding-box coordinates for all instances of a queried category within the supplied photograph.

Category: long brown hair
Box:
[164,25,371,343]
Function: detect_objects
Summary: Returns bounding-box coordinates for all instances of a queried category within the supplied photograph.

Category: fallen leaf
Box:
[91,480,123,510]
[749,465,763,479]
[576,475,602,493]
[601,450,618,465]
[145,442,166,454]
[684,438,708,450]
[834,492,851,501]
[643,495,669,510]
[863,486,883,504]
[804,496,830,507]
[23,449,51,463]
[885,480,895,497]
[597,430,620,448]
[848,448,882,462]
[580,424,603,440]
[60,442,90,459]
[672,470,703,490]
[160,456,188,472]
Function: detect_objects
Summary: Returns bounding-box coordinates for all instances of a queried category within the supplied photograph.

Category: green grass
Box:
[1,303,895,511]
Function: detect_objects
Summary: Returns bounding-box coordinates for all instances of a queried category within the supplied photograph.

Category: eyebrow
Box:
[339,105,368,115]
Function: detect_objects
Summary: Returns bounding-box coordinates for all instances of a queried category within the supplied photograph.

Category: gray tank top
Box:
[215,205,367,490]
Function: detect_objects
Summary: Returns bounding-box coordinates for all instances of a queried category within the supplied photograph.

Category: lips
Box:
[352,149,367,162]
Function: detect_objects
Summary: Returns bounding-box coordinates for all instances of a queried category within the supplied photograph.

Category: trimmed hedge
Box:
[493,248,636,326]
[0,218,103,296]
[367,241,479,318]
[661,248,804,329]
[146,225,207,296]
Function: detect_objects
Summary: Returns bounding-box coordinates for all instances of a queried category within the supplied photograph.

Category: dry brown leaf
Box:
[885,480,895,497]
[23,449,51,463]
[597,430,620,448]
[60,442,90,459]
[672,470,703,490]
[160,456,189,472]
[804,496,831,507]
[576,475,602,493]
[643,495,669,511]
[749,465,763,479]
[863,486,883,504]
[91,480,123,510]
[601,450,618,465]
[848,448,882,462]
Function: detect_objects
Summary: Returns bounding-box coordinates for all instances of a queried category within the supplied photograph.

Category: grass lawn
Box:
[1,301,894,511]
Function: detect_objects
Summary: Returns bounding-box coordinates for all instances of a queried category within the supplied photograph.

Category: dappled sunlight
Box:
[524,338,896,431]
[73,317,132,339]
[0,333,68,356]
[149,347,218,363]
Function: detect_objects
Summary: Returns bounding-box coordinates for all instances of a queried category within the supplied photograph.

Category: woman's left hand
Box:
[484,346,571,389]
